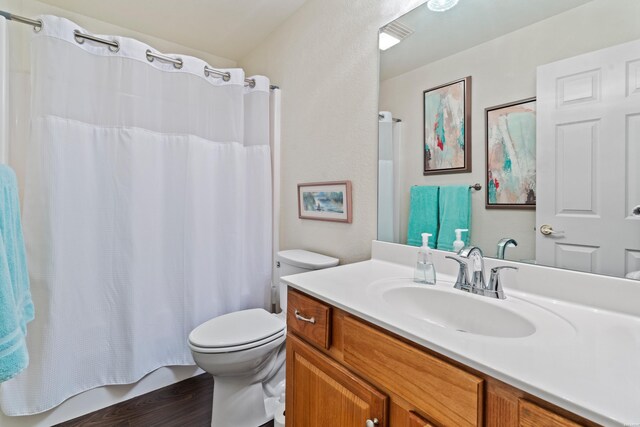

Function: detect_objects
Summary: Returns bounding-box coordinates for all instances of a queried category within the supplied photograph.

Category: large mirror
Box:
[378,0,640,279]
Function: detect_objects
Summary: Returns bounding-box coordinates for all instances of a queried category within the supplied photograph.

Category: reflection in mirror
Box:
[378,0,640,279]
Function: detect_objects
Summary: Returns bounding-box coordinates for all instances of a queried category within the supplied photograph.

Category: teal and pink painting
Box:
[486,98,536,208]
[423,77,470,175]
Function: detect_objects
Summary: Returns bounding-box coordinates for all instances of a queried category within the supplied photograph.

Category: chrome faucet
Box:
[446,246,518,299]
[445,246,485,292]
[496,238,517,259]
[458,246,486,290]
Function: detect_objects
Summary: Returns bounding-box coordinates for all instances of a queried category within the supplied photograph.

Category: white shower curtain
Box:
[0,16,8,164]
[378,112,401,244]
[0,15,272,415]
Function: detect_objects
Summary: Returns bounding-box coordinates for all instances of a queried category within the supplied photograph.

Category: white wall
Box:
[0,0,231,424]
[239,0,427,264]
[379,0,640,262]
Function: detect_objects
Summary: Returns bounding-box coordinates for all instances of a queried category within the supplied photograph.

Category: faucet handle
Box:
[445,255,471,292]
[487,266,519,299]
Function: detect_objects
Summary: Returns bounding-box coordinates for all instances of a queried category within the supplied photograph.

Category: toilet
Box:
[188,249,339,427]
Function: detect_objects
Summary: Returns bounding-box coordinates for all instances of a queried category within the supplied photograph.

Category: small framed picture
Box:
[423,76,472,175]
[298,181,352,223]
[485,97,536,209]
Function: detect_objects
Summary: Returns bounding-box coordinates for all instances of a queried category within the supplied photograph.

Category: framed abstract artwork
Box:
[423,76,471,175]
[485,97,536,209]
[298,181,352,223]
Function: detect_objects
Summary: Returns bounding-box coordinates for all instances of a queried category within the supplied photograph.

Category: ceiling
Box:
[37,0,308,61]
[381,0,595,80]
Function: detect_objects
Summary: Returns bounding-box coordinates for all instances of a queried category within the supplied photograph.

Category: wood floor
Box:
[55,374,275,427]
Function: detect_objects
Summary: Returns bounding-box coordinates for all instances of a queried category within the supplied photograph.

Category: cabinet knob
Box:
[366,418,379,427]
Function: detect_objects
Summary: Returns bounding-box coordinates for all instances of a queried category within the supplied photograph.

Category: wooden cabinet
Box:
[519,400,582,427]
[343,316,483,426]
[286,289,598,427]
[408,411,436,427]
[286,334,388,427]
[287,290,331,349]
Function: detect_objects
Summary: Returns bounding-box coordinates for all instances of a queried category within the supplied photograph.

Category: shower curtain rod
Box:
[0,10,280,90]
[0,9,42,29]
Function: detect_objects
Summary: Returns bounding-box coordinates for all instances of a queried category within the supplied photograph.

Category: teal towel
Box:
[0,165,33,383]
[436,185,471,251]
[407,186,439,247]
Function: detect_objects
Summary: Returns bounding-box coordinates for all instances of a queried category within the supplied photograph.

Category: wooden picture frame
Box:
[423,76,472,175]
[298,181,353,223]
[485,97,536,209]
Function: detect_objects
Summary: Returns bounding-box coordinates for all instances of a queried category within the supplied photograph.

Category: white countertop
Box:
[282,243,640,427]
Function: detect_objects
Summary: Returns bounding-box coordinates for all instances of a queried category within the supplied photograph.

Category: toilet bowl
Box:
[188,249,339,427]
[189,309,286,427]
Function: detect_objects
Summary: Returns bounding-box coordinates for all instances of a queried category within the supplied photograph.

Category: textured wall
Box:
[239,0,426,264]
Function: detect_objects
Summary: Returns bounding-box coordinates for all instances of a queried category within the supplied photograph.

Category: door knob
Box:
[540,224,564,236]
[365,418,379,427]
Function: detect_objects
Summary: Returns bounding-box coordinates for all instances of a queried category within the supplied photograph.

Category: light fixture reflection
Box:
[427,0,460,12]
[379,32,401,51]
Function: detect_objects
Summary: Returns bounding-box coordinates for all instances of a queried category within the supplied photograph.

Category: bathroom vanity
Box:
[282,241,640,426]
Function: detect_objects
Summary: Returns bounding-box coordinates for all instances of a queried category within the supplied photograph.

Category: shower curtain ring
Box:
[73,30,85,44]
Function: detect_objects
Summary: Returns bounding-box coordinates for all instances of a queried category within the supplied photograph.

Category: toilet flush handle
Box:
[294,309,316,324]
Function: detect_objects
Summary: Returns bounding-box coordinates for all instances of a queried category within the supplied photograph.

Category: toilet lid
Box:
[189,308,285,349]
[277,249,339,270]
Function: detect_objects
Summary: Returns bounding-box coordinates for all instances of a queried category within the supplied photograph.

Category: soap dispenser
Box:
[453,228,469,252]
[414,233,436,285]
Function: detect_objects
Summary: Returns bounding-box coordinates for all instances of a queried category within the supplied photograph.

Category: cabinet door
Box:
[286,334,388,427]
[342,316,483,426]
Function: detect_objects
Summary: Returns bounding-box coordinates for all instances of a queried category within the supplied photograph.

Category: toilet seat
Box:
[189,308,286,354]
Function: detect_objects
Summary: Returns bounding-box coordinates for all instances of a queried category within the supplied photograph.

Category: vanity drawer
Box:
[343,316,483,427]
[287,289,331,349]
[519,399,582,427]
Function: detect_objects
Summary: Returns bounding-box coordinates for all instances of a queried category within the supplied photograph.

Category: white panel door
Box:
[537,39,640,277]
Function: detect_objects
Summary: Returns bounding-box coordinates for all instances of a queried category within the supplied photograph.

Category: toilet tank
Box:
[276,250,339,313]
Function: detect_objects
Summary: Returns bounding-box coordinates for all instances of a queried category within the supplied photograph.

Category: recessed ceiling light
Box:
[427,0,460,12]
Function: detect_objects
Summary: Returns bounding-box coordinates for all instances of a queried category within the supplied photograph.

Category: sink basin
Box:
[382,286,536,338]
